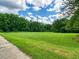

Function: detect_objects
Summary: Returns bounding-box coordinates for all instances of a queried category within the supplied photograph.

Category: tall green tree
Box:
[0,13,29,32]
[65,9,79,33]
[52,18,67,32]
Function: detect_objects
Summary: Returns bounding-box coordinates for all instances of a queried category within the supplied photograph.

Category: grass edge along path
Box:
[0,35,31,59]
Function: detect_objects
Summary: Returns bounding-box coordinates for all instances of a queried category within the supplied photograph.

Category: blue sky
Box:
[0,0,65,24]
[19,2,57,17]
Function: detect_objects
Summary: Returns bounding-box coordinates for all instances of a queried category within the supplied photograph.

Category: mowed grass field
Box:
[0,32,79,59]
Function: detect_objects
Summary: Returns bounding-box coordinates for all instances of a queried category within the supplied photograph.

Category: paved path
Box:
[0,36,31,59]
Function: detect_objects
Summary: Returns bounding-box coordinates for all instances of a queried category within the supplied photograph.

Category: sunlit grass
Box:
[0,32,79,59]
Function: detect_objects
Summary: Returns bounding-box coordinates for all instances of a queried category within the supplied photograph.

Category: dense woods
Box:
[0,14,29,32]
[0,13,52,32]
[0,11,79,32]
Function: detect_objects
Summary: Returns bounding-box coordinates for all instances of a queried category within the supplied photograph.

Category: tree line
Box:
[0,11,79,33]
[0,13,52,32]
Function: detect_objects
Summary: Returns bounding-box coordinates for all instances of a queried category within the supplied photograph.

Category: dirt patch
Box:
[75,35,79,42]
[54,49,73,58]
[36,44,73,58]
[46,46,73,58]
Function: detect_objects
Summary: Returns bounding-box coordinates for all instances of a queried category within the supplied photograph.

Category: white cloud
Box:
[27,0,52,8]
[28,12,32,15]
[0,6,18,14]
[0,0,26,14]
[49,15,55,22]
[26,6,30,9]
[46,0,64,13]
[25,14,56,24]
[25,16,31,21]
[33,7,41,11]
[52,0,63,12]
[52,13,64,19]
[26,0,33,4]
[41,0,52,7]
[47,8,54,11]
[0,0,26,9]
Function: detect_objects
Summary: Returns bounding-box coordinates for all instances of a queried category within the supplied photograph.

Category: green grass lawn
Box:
[0,32,79,59]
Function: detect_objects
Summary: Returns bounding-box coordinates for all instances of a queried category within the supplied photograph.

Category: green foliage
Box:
[0,13,52,32]
[71,0,79,7]
[65,9,79,33]
[52,18,67,32]
[0,13,29,32]
[52,8,79,33]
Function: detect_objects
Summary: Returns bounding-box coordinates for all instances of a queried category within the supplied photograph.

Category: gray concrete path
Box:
[0,36,31,59]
